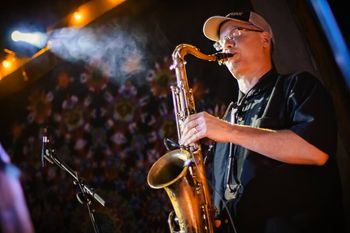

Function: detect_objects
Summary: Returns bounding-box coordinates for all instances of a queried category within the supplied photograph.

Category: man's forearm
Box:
[229,125,329,165]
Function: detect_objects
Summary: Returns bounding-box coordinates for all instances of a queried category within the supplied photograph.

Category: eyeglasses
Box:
[213,27,264,51]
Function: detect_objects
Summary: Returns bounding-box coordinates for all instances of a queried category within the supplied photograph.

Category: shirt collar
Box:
[238,69,277,100]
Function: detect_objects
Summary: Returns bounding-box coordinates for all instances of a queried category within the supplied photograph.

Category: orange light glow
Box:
[69,10,87,27]
[73,12,83,21]
[2,60,12,69]
[0,51,29,80]
[67,0,126,28]
[107,0,123,3]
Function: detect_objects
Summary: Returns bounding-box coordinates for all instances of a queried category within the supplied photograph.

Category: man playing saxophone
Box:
[179,9,345,233]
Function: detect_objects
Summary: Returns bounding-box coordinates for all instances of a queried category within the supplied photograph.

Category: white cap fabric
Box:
[203,10,274,43]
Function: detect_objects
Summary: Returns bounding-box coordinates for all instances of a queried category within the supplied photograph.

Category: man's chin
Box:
[225,57,239,69]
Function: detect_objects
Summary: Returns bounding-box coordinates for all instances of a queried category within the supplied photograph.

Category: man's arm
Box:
[180,112,329,166]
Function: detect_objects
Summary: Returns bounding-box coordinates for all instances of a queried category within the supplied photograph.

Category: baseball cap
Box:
[203,10,274,43]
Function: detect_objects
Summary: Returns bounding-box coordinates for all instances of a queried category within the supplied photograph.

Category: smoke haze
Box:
[48,19,149,85]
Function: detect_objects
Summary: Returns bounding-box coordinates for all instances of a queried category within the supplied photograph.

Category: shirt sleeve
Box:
[286,71,337,156]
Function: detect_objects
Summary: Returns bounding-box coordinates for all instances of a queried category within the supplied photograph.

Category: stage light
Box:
[73,12,83,22]
[1,58,15,80]
[11,30,48,48]
[1,50,16,70]
[2,60,12,69]
[310,0,350,89]
[0,49,30,80]
[11,31,21,42]
[70,11,86,26]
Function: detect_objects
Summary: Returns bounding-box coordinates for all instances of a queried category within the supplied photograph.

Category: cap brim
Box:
[203,16,261,42]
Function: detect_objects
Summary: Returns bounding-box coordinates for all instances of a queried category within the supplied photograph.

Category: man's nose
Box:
[223,39,235,50]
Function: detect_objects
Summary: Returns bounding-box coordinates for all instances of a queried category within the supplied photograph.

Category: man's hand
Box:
[179,112,232,145]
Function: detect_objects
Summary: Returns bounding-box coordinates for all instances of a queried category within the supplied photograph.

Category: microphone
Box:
[75,181,106,207]
[41,128,47,167]
[41,127,53,167]
[40,127,106,207]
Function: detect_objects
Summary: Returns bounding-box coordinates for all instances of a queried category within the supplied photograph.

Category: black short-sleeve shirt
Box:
[213,70,344,233]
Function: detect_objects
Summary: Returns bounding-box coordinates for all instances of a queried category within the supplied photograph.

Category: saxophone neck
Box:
[171,44,233,68]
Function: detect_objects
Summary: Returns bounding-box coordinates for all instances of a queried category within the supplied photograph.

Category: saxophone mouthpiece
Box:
[213,52,233,65]
[213,52,233,60]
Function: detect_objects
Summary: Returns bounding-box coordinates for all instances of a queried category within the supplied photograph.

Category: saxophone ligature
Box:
[147,44,232,233]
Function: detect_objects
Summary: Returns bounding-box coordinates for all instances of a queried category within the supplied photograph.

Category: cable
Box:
[206,177,238,233]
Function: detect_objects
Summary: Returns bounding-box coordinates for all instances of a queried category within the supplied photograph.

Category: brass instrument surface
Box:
[147,44,232,233]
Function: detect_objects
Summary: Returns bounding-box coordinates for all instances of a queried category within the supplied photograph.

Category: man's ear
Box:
[261,32,272,46]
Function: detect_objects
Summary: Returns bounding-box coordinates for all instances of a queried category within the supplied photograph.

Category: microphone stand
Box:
[41,134,105,233]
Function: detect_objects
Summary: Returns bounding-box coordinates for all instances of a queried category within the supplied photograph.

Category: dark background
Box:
[0,0,348,57]
[0,0,349,233]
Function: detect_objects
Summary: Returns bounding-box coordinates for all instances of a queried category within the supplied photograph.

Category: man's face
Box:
[218,21,268,76]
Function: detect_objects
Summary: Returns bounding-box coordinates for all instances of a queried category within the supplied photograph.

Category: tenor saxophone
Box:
[147,44,232,233]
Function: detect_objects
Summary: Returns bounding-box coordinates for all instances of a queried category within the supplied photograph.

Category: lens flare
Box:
[11,30,48,48]
[73,12,83,22]
[2,60,12,69]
